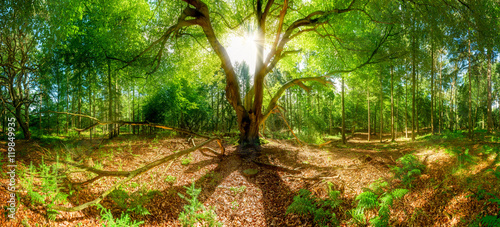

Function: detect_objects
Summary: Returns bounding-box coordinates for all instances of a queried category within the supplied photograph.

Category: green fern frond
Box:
[391,188,409,199]
[355,191,378,209]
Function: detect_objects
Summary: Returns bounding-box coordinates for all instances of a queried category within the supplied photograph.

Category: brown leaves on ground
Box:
[0,132,499,226]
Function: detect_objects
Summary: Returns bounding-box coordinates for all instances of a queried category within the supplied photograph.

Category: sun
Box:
[226,32,257,74]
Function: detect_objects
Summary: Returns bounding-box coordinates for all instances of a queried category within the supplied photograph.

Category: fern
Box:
[108,188,156,216]
[350,179,408,227]
[392,154,425,187]
[356,191,379,209]
[286,186,342,227]
[479,214,500,227]
[178,181,222,227]
[96,204,144,227]
[20,157,69,221]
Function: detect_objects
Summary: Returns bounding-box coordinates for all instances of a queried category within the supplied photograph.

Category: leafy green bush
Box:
[286,182,342,226]
[349,179,408,227]
[96,204,144,227]
[178,182,222,227]
[391,154,425,187]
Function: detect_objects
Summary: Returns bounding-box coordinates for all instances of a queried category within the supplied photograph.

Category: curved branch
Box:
[51,138,215,212]
[210,11,254,30]
[260,76,332,124]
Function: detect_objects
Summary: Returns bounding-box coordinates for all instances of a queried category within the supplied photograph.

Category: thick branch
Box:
[261,76,332,124]
[49,111,213,139]
[51,138,215,212]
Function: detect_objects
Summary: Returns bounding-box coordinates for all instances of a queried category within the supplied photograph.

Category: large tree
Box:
[118,0,395,153]
[0,0,43,140]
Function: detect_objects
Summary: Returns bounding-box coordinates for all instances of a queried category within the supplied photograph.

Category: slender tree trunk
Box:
[39,88,43,133]
[485,50,491,131]
[412,34,416,141]
[108,60,114,139]
[133,85,136,134]
[116,82,120,136]
[468,38,473,139]
[78,75,82,137]
[416,64,419,136]
[439,55,442,134]
[368,87,371,141]
[396,88,399,138]
[391,65,395,142]
[450,72,455,131]
[380,76,383,143]
[431,41,435,134]
[57,78,60,135]
[374,101,377,136]
[341,75,346,144]
[89,81,93,141]
[405,74,408,139]
[66,75,69,134]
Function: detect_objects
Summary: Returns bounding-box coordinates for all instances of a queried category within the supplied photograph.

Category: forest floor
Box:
[1,130,499,226]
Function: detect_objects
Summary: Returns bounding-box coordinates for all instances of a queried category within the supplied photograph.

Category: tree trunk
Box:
[431,40,435,134]
[133,85,136,134]
[341,75,346,144]
[468,38,473,140]
[368,87,371,141]
[380,76,383,143]
[78,75,82,137]
[487,47,493,134]
[108,60,114,139]
[391,65,394,142]
[405,73,408,139]
[416,63,419,136]
[66,75,69,134]
[89,82,93,141]
[396,87,399,138]
[15,106,31,140]
[439,55,442,134]
[412,33,416,141]
[39,88,43,133]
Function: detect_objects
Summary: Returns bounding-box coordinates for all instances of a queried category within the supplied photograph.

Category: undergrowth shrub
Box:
[349,179,408,227]
[468,167,500,227]
[178,182,222,227]
[108,188,159,215]
[445,147,477,169]
[391,154,425,187]
[20,157,70,221]
[96,204,144,227]
[286,182,342,226]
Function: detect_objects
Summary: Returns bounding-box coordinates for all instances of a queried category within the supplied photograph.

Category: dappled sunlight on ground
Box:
[1,131,499,226]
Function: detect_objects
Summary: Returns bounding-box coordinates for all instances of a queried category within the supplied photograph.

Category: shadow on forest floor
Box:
[1,130,499,226]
